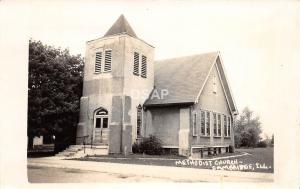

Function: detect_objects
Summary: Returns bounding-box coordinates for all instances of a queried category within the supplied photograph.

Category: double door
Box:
[94,116,109,144]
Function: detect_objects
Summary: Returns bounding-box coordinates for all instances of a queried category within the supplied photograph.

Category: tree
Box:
[271,134,274,146]
[234,107,262,148]
[28,40,83,152]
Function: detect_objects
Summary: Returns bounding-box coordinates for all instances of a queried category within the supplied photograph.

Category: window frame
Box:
[94,51,102,74]
[200,111,205,136]
[192,113,197,136]
[103,49,112,73]
[206,111,210,136]
[133,52,140,76]
[213,112,217,136]
[199,109,231,138]
[227,116,231,137]
[217,114,221,136]
[141,55,147,78]
[223,114,227,137]
[94,109,109,129]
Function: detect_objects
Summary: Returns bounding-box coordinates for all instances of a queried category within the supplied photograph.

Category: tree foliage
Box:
[234,107,262,148]
[28,40,83,151]
[271,134,274,146]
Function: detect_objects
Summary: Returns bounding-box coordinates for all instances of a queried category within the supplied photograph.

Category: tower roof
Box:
[104,15,137,38]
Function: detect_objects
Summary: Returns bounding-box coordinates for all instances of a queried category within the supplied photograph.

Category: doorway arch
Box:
[93,107,109,144]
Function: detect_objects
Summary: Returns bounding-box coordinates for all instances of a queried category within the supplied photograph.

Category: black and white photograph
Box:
[0,0,299,188]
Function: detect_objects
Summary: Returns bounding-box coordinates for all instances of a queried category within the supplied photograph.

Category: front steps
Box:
[55,144,109,158]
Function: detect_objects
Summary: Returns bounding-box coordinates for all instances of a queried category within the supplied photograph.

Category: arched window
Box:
[95,108,108,115]
[137,105,142,138]
[94,108,108,129]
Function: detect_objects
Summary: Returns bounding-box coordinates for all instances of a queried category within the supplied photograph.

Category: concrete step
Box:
[92,146,108,148]
[56,152,72,157]
[55,144,109,157]
[68,145,84,149]
[65,148,82,152]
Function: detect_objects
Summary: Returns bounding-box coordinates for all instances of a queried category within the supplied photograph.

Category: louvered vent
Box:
[133,52,139,75]
[104,50,112,72]
[95,52,102,73]
[141,55,147,78]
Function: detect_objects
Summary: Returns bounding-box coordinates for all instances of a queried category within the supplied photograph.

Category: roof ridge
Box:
[155,51,219,62]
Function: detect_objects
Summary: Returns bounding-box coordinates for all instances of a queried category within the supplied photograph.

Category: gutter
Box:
[143,102,194,109]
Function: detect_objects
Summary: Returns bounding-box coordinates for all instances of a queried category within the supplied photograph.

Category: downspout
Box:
[232,112,238,150]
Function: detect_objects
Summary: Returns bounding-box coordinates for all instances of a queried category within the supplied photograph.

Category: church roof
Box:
[104,15,137,38]
[144,52,237,113]
[144,52,218,106]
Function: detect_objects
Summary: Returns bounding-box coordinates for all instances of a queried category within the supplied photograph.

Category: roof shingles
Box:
[144,52,219,106]
[104,15,137,38]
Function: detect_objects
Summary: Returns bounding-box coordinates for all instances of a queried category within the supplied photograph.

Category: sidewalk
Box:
[28,157,273,182]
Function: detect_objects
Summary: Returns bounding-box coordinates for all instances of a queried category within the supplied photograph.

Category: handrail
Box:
[76,135,89,138]
[76,135,89,154]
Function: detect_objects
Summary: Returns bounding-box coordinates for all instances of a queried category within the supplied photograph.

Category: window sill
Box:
[200,135,210,138]
[95,72,112,74]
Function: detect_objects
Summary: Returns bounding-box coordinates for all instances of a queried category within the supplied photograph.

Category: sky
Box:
[23,0,300,137]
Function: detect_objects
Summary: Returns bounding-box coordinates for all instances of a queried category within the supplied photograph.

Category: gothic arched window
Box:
[94,108,108,129]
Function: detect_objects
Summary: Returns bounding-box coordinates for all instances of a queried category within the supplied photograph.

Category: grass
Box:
[89,153,186,159]
[73,147,274,173]
[230,147,274,173]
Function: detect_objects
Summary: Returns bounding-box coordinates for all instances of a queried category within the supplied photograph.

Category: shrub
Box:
[256,140,267,148]
[132,135,163,155]
[132,142,141,154]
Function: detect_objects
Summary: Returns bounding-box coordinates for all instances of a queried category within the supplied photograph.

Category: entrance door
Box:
[93,108,109,144]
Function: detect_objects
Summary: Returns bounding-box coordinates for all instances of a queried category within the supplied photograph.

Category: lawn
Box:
[73,147,274,173]
[231,147,274,173]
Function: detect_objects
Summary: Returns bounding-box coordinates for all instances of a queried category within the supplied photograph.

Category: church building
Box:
[76,15,238,157]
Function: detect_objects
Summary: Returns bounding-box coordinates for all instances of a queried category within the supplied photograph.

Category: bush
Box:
[132,142,141,154]
[229,145,235,153]
[132,135,163,155]
[256,140,267,148]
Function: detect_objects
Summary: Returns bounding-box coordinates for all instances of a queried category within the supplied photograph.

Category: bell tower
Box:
[77,15,155,154]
